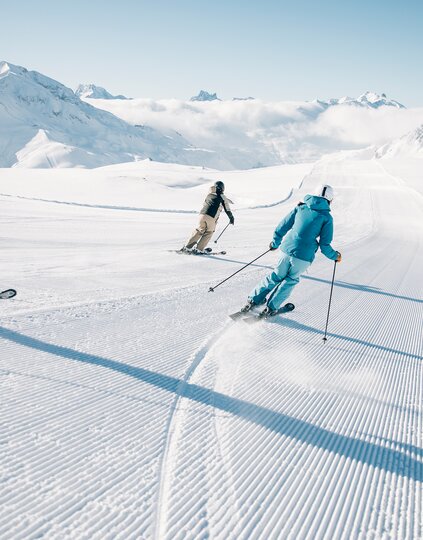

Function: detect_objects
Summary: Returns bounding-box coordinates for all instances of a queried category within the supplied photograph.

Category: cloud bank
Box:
[88,97,423,165]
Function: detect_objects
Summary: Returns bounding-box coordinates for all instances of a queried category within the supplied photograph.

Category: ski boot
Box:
[240,299,266,313]
[258,306,279,318]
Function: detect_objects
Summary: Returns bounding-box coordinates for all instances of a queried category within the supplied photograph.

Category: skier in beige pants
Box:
[182,181,234,253]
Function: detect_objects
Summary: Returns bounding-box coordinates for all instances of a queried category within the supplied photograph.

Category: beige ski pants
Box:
[186,214,216,250]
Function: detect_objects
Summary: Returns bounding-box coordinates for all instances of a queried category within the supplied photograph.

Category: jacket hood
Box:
[304,194,331,212]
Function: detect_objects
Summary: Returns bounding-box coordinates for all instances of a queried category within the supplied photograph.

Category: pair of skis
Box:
[0,289,17,300]
[174,247,227,256]
[229,302,295,323]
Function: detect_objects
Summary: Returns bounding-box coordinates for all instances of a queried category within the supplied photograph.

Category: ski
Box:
[229,309,250,321]
[172,249,227,256]
[243,302,295,324]
[0,289,17,299]
[202,250,226,256]
[229,303,266,321]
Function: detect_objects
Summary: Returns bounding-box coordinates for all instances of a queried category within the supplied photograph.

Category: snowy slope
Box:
[0,61,216,169]
[376,124,423,158]
[0,155,421,538]
[0,161,313,212]
[377,158,423,196]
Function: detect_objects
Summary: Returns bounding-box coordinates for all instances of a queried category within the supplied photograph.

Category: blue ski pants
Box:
[249,252,311,310]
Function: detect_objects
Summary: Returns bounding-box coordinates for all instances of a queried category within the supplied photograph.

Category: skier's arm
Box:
[271,208,297,248]
[222,197,235,224]
[319,217,339,260]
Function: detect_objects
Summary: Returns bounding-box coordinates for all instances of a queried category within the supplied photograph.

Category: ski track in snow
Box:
[0,193,198,214]
[0,158,422,539]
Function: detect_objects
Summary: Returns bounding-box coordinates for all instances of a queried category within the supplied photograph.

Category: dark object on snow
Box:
[0,289,17,299]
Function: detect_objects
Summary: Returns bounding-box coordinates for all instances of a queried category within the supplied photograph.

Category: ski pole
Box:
[214,223,230,244]
[209,249,271,292]
[322,261,337,342]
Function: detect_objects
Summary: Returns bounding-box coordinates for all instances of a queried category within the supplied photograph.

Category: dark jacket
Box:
[200,186,234,222]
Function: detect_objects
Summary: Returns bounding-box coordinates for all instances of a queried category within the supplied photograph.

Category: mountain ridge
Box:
[1,61,420,170]
[0,61,225,169]
[75,83,129,100]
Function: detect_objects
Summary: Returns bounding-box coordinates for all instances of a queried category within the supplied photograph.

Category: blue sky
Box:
[1,0,422,105]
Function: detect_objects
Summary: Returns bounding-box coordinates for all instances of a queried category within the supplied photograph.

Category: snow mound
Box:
[375,125,423,158]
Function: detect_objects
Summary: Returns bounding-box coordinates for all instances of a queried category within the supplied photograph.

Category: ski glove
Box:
[269,242,278,251]
[227,212,235,225]
[336,252,342,263]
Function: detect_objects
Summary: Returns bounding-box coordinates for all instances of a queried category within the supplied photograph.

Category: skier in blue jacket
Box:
[241,184,341,317]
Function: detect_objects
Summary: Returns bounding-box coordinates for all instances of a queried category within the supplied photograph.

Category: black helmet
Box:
[215,180,225,194]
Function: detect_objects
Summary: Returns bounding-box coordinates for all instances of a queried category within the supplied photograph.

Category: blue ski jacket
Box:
[271,195,338,263]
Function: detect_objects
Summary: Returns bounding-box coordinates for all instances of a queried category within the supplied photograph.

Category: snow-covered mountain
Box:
[75,83,128,100]
[319,91,405,109]
[375,124,423,158]
[0,61,222,168]
[1,61,420,170]
[190,90,220,102]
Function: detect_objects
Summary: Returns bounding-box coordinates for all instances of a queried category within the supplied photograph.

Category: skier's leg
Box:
[185,216,208,249]
[197,216,216,251]
[267,256,311,311]
[248,253,291,305]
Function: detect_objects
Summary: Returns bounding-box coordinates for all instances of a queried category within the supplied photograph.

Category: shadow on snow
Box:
[209,257,422,305]
[270,317,423,363]
[303,275,423,304]
[0,326,421,482]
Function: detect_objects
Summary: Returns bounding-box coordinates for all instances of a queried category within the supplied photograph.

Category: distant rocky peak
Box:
[0,61,11,77]
[321,91,405,109]
[0,61,28,79]
[75,83,128,100]
[356,91,404,108]
[190,90,220,102]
